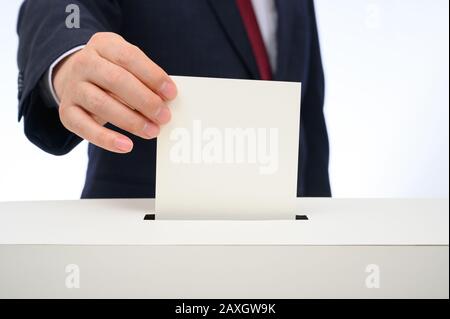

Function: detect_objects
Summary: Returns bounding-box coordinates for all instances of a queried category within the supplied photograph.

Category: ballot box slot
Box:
[144,214,156,220]
[144,214,309,220]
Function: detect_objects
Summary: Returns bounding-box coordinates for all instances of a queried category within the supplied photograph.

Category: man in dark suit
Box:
[17,0,331,199]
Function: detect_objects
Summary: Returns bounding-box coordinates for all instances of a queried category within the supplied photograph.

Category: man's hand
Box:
[53,32,177,153]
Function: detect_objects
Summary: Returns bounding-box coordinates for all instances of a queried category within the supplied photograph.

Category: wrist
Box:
[50,46,86,104]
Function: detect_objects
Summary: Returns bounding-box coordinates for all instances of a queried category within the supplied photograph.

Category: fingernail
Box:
[114,137,133,152]
[155,106,171,124]
[143,122,160,138]
[158,81,177,100]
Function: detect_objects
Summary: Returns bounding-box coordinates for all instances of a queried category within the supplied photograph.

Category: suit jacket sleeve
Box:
[17,0,122,155]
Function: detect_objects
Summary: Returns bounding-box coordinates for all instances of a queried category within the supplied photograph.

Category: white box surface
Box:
[0,199,448,298]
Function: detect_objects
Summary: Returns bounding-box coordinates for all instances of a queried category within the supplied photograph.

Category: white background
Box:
[0,0,448,201]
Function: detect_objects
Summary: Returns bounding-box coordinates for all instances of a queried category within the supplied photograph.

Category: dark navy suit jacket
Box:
[17,0,331,198]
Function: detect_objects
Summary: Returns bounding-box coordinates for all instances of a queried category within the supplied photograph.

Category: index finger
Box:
[91,33,177,101]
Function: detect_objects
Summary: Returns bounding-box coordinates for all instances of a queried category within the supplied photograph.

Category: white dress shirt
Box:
[251,0,278,72]
[47,1,278,105]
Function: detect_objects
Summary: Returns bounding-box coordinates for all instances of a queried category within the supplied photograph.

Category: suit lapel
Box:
[207,0,260,79]
[274,0,294,81]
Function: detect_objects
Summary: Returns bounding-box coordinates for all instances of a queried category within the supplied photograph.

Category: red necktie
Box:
[236,0,273,80]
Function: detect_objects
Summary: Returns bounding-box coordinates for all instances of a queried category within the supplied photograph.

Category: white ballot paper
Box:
[156,76,301,219]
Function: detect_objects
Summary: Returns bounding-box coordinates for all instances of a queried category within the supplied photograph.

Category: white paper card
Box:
[156,76,301,219]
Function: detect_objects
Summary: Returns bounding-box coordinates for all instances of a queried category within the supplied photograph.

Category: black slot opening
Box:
[144,214,156,220]
[144,214,308,220]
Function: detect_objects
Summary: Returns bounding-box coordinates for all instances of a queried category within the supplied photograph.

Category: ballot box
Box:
[0,198,448,299]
